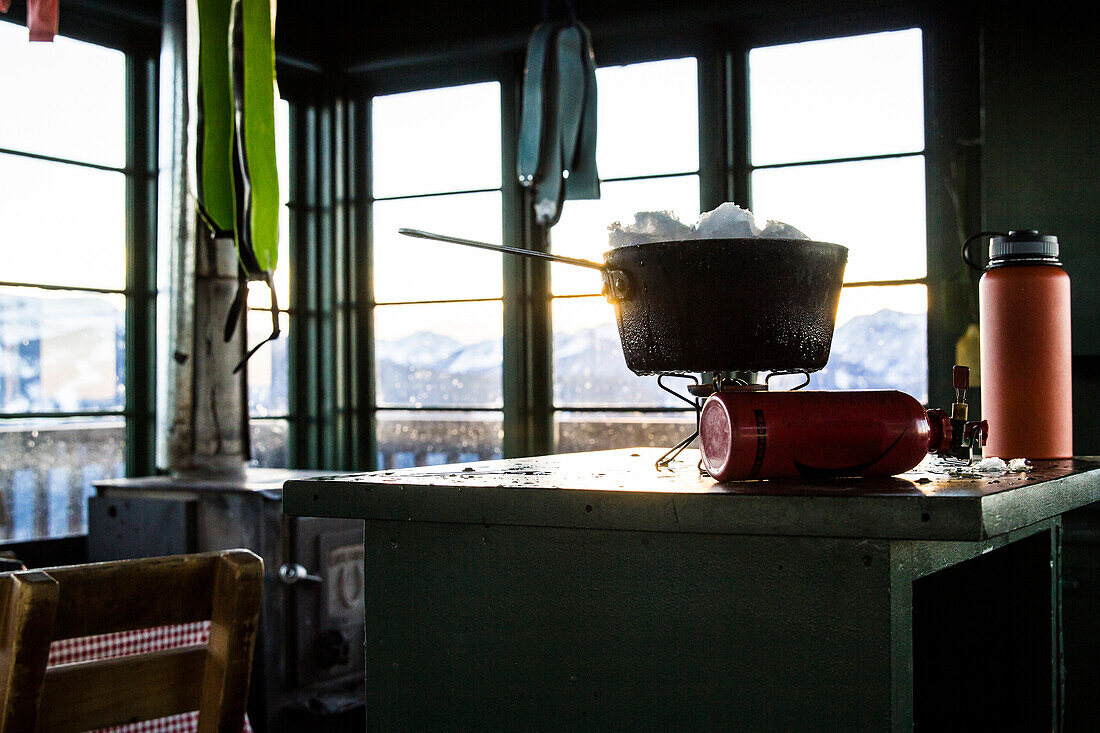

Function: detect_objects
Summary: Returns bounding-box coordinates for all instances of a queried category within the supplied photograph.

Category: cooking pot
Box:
[399,228,848,374]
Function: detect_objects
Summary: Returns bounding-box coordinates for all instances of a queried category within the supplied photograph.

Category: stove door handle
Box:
[278,563,322,585]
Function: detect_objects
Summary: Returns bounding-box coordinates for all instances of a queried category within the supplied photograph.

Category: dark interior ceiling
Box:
[319,0,905,68]
[329,0,693,62]
[66,0,915,71]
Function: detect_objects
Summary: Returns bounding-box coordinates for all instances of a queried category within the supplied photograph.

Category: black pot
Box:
[603,239,848,374]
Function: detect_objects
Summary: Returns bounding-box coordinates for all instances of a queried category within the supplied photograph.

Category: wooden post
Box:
[0,571,59,730]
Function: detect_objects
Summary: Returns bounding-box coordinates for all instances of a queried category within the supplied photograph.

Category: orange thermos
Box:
[966,230,1073,458]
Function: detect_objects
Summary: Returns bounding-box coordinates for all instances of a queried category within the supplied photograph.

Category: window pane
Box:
[802,284,928,402]
[751,156,926,282]
[374,301,502,408]
[376,410,502,468]
[372,192,503,302]
[371,82,501,198]
[250,418,288,468]
[555,411,695,454]
[0,416,124,540]
[596,57,699,178]
[248,311,289,417]
[553,296,687,408]
[0,154,126,289]
[0,22,126,168]
[749,29,924,166]
[550,175,700,296]
[0,288,124,413]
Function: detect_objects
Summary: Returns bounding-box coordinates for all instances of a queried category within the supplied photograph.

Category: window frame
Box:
[310,3,976,469]
[0,4,977,504]
[0,14,159,544]
[546,57,705,455]
[743,27,930,400]
[245,97,295,469]
[362,73,511,468]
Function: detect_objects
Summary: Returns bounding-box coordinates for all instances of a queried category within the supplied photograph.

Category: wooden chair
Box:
[0,569,59,730]
[7,550,263,733]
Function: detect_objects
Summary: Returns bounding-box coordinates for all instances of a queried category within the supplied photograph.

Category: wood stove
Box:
[89,468,364,731]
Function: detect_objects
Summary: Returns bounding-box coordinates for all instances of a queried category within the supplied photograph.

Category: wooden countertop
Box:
[282,449,1100,541]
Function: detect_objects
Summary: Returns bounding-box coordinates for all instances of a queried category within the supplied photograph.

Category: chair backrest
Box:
[0,570,59,730]
[32,549,263,733]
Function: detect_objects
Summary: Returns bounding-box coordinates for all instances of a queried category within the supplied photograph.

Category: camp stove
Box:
[656,366,988,481]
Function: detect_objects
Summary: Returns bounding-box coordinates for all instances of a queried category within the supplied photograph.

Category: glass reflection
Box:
[0,416,124,540]
[750,28,924,166]
[555,411,695,454]
[552,296,689,408]
[375,410,503,468]
[0,288,124,413]
[596,57,700,179]
[0,22,126,167]
[751,157,927,282]
[371,82,502,199]
[372,192,503,302]
[374,301,503,408]
[0,154,126,290]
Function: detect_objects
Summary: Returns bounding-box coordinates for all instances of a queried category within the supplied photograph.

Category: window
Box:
[0,22,131,539]
[369,82,504,468]
[549,57,701,452]
[348,21,935,469]
[248,98,292,468]
[748,29,928,401]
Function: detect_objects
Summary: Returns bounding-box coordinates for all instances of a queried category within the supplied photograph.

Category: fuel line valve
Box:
[927,365,989,463]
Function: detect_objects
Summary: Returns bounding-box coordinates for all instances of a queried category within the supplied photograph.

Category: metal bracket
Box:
[601,269,633,302]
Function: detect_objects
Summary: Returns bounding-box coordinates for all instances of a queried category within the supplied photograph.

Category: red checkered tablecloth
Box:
[48,621,252,733]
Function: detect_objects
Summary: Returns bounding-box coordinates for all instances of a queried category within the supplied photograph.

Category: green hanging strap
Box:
[226,0,280,370]
[195,0,236,235]
[228,0,279,277]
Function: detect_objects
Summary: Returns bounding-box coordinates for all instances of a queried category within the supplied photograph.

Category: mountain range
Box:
[374,308,928,408]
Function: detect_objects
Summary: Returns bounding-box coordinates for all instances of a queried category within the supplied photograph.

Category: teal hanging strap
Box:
[563,20,599,201]
[517,21,559,190]
[517,9,600,227]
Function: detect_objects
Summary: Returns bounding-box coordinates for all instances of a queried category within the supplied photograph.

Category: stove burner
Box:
[653,371,810,471]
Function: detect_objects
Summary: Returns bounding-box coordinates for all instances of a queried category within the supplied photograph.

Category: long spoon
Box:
[398,228,608,271]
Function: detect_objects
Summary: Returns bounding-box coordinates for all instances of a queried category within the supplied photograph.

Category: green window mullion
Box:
[697,45,733,211]
[727,44,752,209]
[123,53,158,478]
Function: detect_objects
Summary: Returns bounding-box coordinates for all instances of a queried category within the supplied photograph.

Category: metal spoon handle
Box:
[398,228,607,271]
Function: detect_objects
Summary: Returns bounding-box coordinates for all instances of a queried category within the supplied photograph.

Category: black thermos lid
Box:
[988,230,1061,267]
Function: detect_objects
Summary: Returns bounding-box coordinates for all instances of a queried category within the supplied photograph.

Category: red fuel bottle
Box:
[699,389,932,482]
